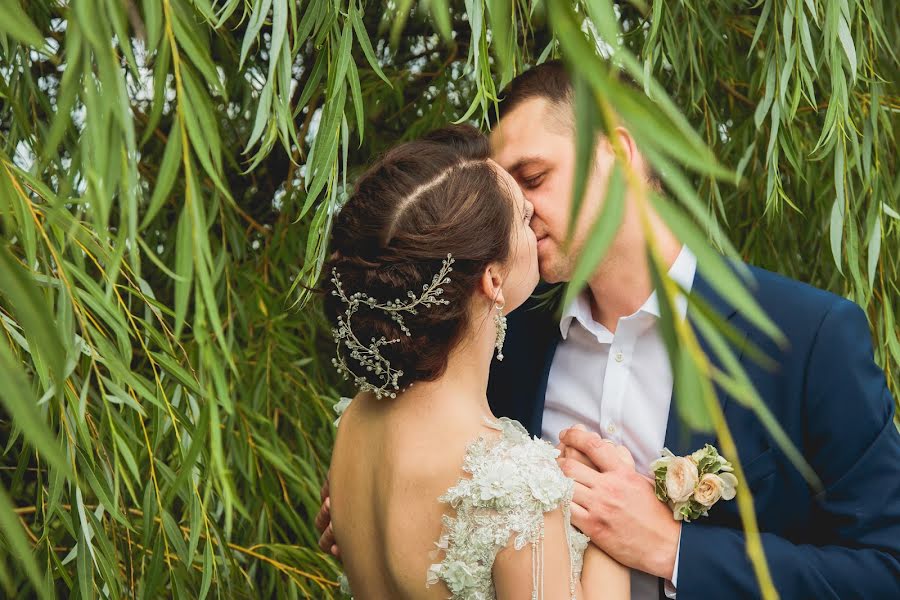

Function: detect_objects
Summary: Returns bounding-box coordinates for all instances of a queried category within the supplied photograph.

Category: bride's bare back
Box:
[328,393,629,600]
[329,393,478,599]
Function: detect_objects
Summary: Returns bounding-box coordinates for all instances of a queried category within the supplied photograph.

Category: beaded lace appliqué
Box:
[426,418,589,600]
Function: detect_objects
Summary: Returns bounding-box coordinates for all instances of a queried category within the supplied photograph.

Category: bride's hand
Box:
[556,424,635,471]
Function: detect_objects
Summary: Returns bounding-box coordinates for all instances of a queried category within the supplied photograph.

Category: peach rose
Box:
[694,473,725,507]
[665,456,699,502]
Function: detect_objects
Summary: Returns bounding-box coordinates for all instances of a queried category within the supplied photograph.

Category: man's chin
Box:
[537,250,569,283]
[537,264,564,285]
[537,260,573,286]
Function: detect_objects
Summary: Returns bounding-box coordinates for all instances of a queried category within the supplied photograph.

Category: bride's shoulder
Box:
[441,416,571,510]
[472,416,562,465]
[427,417,578,596]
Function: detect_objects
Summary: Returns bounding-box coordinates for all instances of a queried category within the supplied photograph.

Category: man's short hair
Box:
[494,60,573,128]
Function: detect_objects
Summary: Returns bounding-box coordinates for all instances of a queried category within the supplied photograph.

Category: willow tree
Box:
[0,0,896,598]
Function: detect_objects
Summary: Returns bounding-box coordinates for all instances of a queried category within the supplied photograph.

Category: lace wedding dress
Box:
[336,400,589,599]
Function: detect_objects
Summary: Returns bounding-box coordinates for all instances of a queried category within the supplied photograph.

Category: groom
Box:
[317,61,900,598]
[484,61,900,598]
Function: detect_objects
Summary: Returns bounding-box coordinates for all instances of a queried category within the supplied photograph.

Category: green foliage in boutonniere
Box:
[650,444,738,522]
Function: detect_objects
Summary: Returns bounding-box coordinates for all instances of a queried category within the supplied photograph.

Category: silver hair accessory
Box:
[493,302,507,361]
[330,254,455,398]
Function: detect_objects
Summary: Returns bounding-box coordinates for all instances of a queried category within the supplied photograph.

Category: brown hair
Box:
[495,59,573,126]
[323,125,515,393]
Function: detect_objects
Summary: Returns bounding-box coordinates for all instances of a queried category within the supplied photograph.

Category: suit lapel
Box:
[490,289,563,439]
[663,271,745,456]
[530,330,561,437]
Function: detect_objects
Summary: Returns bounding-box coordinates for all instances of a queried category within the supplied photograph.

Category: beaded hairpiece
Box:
[330,254,455,398]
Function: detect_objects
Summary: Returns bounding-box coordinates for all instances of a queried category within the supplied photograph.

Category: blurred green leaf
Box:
[836,13,857,80]
[0,485,53,600]
[562,164,626,311]
[830,197,845,275]
[141,133,183,231]
[0,1,45,49]
[389,0,415,48]
[867,213,882,288]
[567,74,603,240]
[0,336,71,478]
[650,193,785,345]
[239,0,272,69]
[0,246,66,385]
[429,0,453,40]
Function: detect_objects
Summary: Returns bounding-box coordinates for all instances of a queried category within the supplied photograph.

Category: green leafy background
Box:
[0,1,896,598]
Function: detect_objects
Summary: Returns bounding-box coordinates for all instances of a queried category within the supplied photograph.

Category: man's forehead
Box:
[490,97,567,168]
[490,125,542,168]
[490,127,554,172]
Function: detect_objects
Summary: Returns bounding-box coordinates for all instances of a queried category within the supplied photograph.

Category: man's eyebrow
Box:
[507,156,546,175]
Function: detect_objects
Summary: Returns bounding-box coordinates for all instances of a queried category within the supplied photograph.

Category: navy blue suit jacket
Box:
[487,265,900,599]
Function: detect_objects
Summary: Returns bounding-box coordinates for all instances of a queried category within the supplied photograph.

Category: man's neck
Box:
[586,236,683,333]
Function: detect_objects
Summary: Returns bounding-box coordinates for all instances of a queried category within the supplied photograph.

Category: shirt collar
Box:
[559,291,600,340]
[641,244,697,319]
[558,245,697,339]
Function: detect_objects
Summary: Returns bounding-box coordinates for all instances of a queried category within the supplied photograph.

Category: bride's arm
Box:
[493,508,576,599]
[493,508,629,600]
[579,543,629,600]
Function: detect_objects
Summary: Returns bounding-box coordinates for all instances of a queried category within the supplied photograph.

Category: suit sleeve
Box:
[675,299,900,598]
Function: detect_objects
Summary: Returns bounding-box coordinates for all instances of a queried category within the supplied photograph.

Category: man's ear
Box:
[611,126,638,166]
[479,264,506,307]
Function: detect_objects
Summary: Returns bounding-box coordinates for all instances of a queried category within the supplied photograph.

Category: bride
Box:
[323,124,631,599]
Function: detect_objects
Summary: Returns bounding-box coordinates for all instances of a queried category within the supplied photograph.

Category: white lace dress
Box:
[335,400,589,599]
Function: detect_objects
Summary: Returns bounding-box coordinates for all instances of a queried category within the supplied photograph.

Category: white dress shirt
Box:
[542,245,696,599]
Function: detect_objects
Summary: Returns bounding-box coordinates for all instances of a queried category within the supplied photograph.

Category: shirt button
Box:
[614,351,624,362]
[606,423,617,434]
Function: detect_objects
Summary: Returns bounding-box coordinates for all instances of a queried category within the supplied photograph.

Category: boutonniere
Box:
[650,444,738,522]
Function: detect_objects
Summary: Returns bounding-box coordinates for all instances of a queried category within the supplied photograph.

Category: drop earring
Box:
[494,303,507,361]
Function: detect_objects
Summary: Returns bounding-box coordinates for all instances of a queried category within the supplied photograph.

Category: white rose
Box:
[665,457,699,502]
[719,472,738,501]
[650,448,677,472]
[694,473,725,507]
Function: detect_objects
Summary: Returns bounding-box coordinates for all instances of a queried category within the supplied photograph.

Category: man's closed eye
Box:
[522,173,545,189]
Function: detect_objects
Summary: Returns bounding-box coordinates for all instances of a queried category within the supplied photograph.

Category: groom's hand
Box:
[557,427,680,581]
[314,474,341,559]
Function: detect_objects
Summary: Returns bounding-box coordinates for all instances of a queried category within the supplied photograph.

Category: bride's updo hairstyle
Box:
[324,124,515,395]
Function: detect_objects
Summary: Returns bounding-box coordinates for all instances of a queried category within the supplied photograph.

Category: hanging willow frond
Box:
[0,1,895,598]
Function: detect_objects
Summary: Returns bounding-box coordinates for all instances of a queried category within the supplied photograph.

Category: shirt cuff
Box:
[664,526,682,598]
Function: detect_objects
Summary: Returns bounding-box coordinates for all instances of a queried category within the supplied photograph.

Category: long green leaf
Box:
[0,0,44,49]
[0,246,66,384]
[562,164,626,311]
